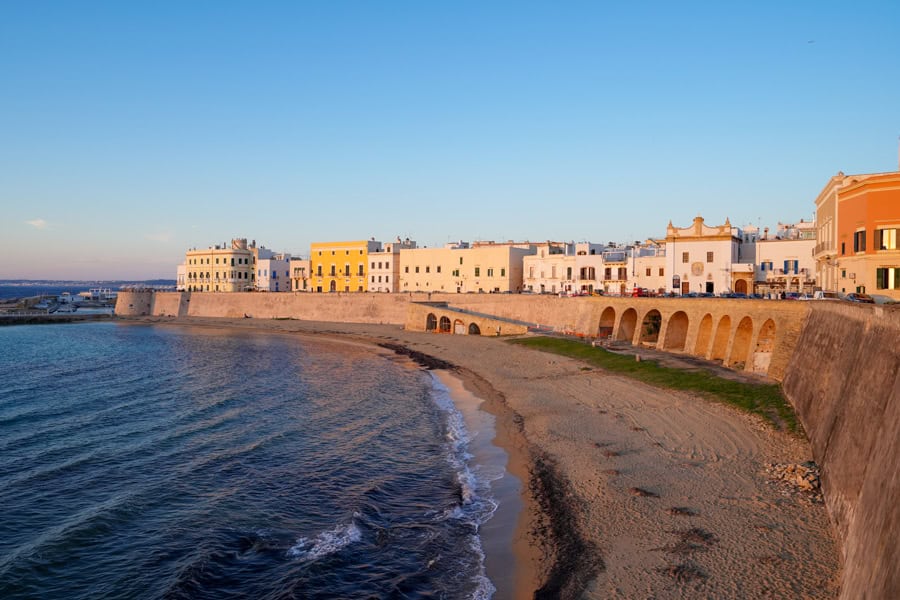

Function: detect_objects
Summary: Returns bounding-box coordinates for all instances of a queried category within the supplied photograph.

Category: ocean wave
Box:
[287,516,362,562]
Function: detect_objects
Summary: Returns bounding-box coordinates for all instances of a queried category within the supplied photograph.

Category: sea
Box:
[0,321,515,599]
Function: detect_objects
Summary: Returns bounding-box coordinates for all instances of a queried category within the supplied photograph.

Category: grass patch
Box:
[509,336,799,433]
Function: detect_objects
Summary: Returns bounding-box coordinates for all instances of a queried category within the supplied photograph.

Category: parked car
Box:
[845,292,875,304]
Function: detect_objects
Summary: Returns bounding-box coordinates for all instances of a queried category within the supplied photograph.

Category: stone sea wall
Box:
[782,302,900,599]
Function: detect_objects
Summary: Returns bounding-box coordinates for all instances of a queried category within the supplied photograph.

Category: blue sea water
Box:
[0,322,501,599]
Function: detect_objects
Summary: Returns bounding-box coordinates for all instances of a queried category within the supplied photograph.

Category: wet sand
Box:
[123,316,841,599]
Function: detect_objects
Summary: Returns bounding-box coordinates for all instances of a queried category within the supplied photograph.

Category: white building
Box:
[755,220,817,295]
[256,252,292,292]
[176,263,186,291]
[665,217,743,295]
[368,237,416,292]
[522,243,575,294]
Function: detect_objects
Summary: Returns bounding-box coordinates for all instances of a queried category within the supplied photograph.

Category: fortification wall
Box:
[116,290,410,324]
[782,302,900,599]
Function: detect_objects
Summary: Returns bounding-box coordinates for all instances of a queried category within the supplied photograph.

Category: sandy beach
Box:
[125,316,841,599]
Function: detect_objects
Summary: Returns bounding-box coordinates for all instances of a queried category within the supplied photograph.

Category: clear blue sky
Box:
[2,1,899,279]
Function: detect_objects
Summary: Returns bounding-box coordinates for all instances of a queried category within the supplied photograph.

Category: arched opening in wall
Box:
[663,311,689,351]
[426,313,437,331]
[734,279,748,294]
[755,319,776,352]
[729,317,754,369]
[617,308,638,342]
[468,323,481,335]
[439,316,451,333]
[750,318,777,373]
[454,319,466,334]
[329,280,337,292]
[710,316,731,361]
[639,309,662,346]
[597,307,616,338]
[694,314,713,357]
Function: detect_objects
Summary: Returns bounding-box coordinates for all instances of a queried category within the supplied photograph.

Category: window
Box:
[604,267,611,280]
[452,269,459,277]
[317,266,322,276]
[645,267,651,276]
[682,252,689,263]
[551,266,556,279]
[618,267,627,280]
[371,262,375,269]
[854,230,866,253]
[231,258,235,266]
[706,251,714,263]
[658,268,664,276]
[488,268,494,277]
[784,260,798,274]
[474,267,480,277]
[566,267,572,279]
[841,242,846,255]
[405,266,409,273]
[501,268,506,277]
[386,276,389,283]
[761,261,773,271]
[415,266,420,273]
[426,266,430,273]
[436,266,441,273]
[529,266,534,278]
[358,265,364,276]
[876,228,899,250]
[876,267,900,289]
[459,257,463,265]
[371,276,375,283]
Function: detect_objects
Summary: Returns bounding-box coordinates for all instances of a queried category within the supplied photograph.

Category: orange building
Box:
[816,171,900,300]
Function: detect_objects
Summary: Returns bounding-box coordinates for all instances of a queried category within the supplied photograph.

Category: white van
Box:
[813,291,839,300]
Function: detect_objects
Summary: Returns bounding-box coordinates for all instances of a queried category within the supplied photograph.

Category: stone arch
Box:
[426,313,437,331]
[597,307,616,338]
[663,311,689,351]
[639,309,662,345]
[729,317,754,369]
[750,318,776,373]
[468,323,481,335]
[439,316,451,333]
[710,316,731,361]
[617,308,638,342]
[454,319,466,334]
[694,313,714,357]
[734,279,748,294]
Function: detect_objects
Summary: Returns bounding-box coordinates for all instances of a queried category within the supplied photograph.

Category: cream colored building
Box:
[185,238,256,292]
[368,237,416,292]
[631,242,668,294]
[310,240,382,293]
[399,242,536,294]
[290,258,310,292]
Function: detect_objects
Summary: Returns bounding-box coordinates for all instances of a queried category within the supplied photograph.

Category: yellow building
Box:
[399,242,536,294]
[185,238,256,292]
[310,240,382,292]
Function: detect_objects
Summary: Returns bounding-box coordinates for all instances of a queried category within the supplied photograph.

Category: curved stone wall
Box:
[783,302,900,599]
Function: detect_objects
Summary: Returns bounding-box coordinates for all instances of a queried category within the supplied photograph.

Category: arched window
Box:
[426,313,437,331]
[439,316,451,333]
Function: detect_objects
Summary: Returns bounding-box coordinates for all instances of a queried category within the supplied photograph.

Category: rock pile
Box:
[765,461,822,502]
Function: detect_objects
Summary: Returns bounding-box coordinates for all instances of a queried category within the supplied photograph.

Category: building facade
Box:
[665,217,742,295]
[399,242,536,294]
[310,240,382,293]
[256,253,292,292]
[290,258,310,292]
[833,171,900,299]
[184,238,256,292]
[368,237,417,292]
[755,221,816,296]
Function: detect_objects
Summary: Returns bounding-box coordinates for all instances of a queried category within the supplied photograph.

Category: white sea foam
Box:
[287,516,362,561]
[428,373,502,598]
